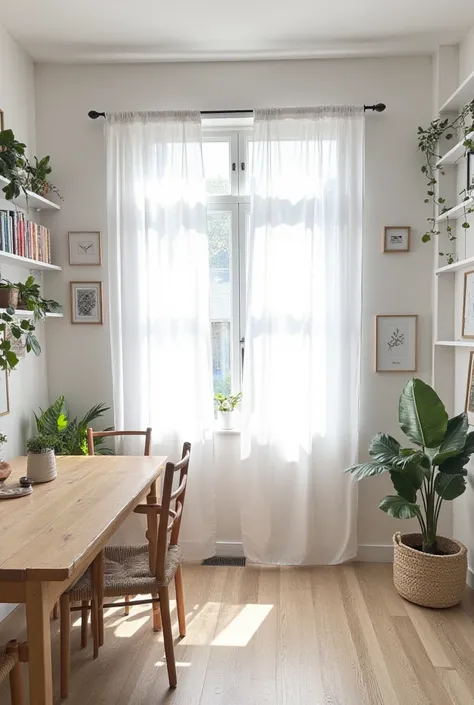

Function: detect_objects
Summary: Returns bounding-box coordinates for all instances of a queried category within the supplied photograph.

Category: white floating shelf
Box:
[436,256,474,274]
[435,340,474,348]
[0,251,61,272]
[0,176,60,212]
[436,131,474,167]
[0,309,63,318]
[439,69,474,113]
[435,198,474,222]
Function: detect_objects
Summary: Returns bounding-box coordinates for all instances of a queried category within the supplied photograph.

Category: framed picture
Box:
[0,372,10,417]
[70,282,103,324]
[375,315,418,372]
[68,231,102,266]
[383,226,411,253]
[467,152,474,193]
[466,352,474,426]
[462,270,474,338]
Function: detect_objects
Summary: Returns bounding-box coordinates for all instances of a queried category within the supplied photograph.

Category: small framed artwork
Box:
[467,152,474,193]
[466,352,474,425]
[462,270,474,338]
[68,231,102,266]
[375,315,418,372]
[383,226,411,253]
[70,281,103,324]
[0,372,10,417]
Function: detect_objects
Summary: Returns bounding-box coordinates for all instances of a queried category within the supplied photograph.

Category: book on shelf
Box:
[0,210,51,264]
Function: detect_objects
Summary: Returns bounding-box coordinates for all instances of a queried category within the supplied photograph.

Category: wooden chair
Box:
[87,427,154,619]
[60,442,191,696]
[0,641,28,705]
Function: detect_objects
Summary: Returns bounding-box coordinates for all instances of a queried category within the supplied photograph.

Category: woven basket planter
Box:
[393,532,467,608]
[0,286,18,309]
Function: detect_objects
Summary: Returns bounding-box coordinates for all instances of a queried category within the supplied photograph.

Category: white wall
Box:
[0,23,51,619]
[35,56,437,555]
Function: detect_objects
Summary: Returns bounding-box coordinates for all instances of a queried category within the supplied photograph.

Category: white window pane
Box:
[203,141,231,195]
[208,210,233,394]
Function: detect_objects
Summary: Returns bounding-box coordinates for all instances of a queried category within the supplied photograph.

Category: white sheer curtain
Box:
[106,111,215,560]
[241,106,364,565]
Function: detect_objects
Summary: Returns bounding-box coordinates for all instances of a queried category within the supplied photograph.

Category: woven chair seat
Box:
[0,652,16,682]
[68,544,182,602]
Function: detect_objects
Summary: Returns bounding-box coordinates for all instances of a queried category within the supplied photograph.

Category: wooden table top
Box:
[0,455,166,583]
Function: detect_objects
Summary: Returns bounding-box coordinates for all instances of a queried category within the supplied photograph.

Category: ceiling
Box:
[3,0,474,63]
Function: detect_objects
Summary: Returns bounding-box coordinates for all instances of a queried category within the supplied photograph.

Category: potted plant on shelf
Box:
[26,434,57,483]
[0,281,19,309]
[16,276,61,319]
[214,392,242,430]
[0,128,61,202]
[347,378,471,608]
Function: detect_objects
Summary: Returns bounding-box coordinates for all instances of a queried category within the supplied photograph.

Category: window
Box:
[203,122,252,395]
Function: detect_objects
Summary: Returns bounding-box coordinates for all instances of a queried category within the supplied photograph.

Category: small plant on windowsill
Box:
[214,392,242,431]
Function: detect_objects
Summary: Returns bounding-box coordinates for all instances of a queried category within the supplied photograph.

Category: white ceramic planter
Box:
[217,410,235,430]
[27,449,57,483]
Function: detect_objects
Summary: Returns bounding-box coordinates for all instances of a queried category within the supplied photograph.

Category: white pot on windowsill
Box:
[217,410,236,430]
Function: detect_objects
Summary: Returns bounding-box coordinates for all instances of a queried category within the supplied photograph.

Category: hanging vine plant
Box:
[418,100,474,264]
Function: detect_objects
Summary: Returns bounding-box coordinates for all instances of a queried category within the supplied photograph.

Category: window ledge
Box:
[214,427,241,435]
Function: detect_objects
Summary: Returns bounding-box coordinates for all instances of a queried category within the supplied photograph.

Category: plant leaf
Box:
[389,471,416,502]
[434,472,466,500]
[379,495,421,519]
[369,433,401,464]
[399,378,448,448]
[345,462,391,479]
[432,413,468,465]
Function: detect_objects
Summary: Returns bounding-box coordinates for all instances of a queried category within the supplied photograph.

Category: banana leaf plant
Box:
[346,378,473,554]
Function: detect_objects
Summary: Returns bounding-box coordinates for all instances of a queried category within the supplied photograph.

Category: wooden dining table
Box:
[0,454,167,705]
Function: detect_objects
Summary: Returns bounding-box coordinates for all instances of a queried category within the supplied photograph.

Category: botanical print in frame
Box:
[462,270,474,338]
[383,226,411,253]
[68,231,102,266]
[0,372,10,417]
[375,315,417,372]
[466,352,474,426]
[70,282,103,324]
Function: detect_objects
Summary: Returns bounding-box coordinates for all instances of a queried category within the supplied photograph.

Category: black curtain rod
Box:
[88,104,386,120]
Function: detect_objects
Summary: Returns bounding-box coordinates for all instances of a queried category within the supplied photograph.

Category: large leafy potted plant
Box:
[347,378,470,608]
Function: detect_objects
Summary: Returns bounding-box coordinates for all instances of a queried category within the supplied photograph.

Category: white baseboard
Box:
[356,544,393,562]
[215,541,245,557]
[213,542,394,562]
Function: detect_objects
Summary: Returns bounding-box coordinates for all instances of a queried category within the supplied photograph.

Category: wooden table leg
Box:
[26,581,53,705]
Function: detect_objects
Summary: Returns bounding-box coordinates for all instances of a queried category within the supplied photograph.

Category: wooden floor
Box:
[1,563,474,704]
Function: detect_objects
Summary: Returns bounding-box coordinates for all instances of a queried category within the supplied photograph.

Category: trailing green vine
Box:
[418,100,474,264]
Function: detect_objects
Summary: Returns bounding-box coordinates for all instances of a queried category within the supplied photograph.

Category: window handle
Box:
[240,337,245,371]
[232,162,236,172]
[241,162,246,171]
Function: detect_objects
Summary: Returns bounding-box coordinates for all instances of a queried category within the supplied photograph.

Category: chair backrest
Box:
[154,442,191,584]
[87,428,152,456]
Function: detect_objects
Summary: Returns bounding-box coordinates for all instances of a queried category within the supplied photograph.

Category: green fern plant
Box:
[34,396,114,455]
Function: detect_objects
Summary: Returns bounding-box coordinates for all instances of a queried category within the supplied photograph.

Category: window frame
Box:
[203,123,252,394]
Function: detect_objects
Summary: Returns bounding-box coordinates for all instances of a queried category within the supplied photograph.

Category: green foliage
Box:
[346,378,472,554]
[417,101,474,262]
[0,128,61,202]
[0,276,61,373]
[26,434,56,453]
[34,396,114,455]
[214,392,242,412]
[0,432,7,447]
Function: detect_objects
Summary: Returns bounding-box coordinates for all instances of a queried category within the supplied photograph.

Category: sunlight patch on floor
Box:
[212,604,273,647]
[114,615,150,637]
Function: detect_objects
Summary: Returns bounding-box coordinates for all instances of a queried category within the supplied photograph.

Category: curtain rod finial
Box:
[88,110,105,119]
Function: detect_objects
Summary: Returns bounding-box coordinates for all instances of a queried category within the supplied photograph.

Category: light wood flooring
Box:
[1,563,474,704]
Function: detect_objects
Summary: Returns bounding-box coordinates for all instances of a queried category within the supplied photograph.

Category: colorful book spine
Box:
[0,210,52,263]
